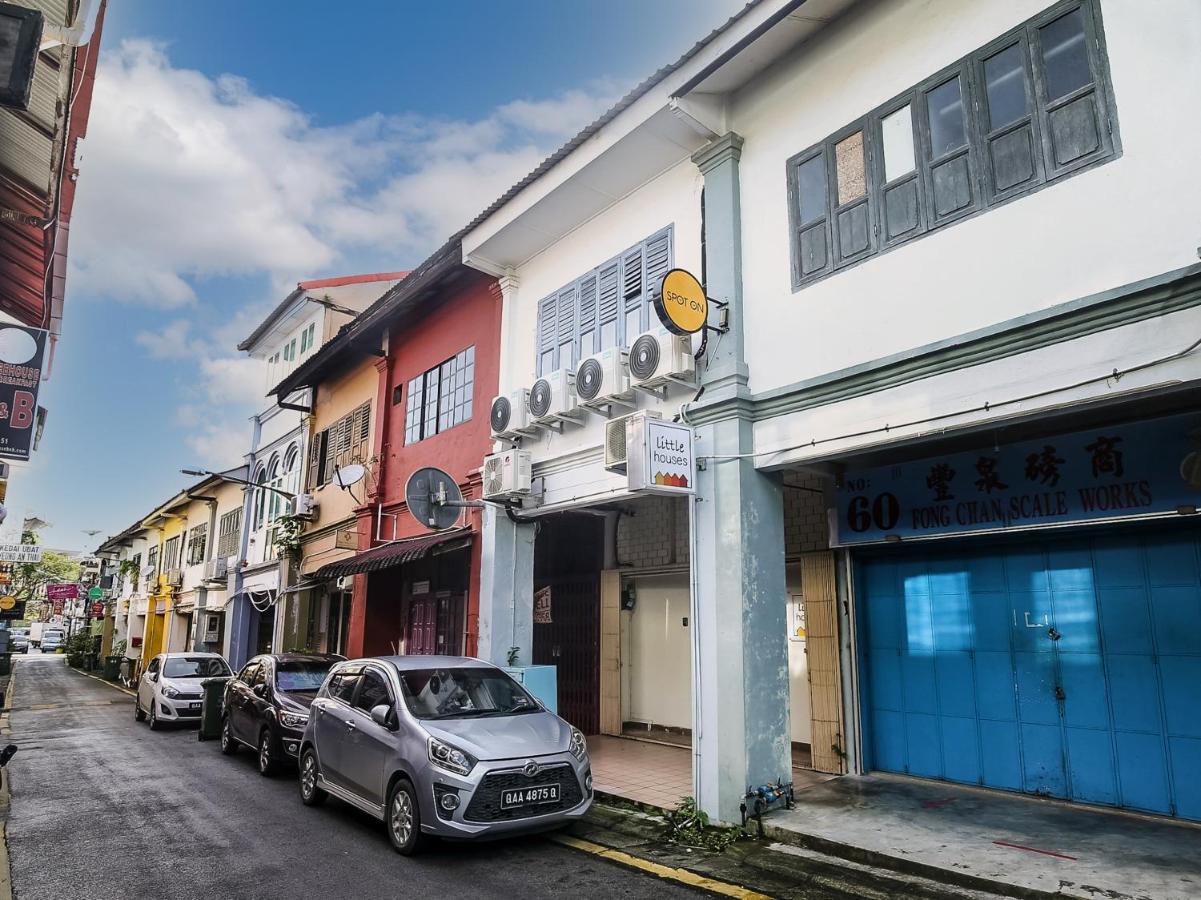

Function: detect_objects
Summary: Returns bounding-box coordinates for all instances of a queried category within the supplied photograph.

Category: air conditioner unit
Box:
[292,493,317,519]
[575,348,631,408]
[490,389,531,440]
[604,410,661,473]
[166,568,183,587]
[482,449,533,500]
[629,329,695,389]
[527,368,579,425]
[203,557,227,582]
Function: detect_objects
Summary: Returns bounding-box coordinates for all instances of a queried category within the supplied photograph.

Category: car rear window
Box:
[277,660,335,693]
[164,657,231,678]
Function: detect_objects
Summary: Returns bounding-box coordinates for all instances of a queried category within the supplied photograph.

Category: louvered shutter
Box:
[556,285,577,371]
[644,229,672,304]
[621,244,644,345]
[577,273,597,359]
[357,403,371,459]
[309,429,325,489]
[537,294,557,375]
[596,258,620,350]
[350,404,367,461]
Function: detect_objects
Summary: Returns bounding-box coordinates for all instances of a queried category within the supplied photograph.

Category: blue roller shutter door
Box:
[857,528,1201,820]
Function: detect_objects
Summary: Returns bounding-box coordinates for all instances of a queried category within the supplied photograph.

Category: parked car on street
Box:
[39,629,66,653]
[298,656,592,855]
[220,652,343,775]
[8,629,29,653]
[135,652,231,730]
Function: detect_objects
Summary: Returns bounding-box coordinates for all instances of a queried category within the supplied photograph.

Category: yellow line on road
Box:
[550,834,772,900]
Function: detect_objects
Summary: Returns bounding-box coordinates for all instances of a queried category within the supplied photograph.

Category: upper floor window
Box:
[787,0,1117,289]
[253,467,268,531]
[535,226,673,376]
[217,508,242,559]
[404,347,475,445]
[299,322,316,356]
[186,524,207,566]
[309,403,371,489]
[163,535,182,572]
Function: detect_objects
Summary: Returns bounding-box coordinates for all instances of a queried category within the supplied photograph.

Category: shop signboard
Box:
[51,598,64,615]
[46,583,77,600]
[90,602,105,617]
[0,324,47,461]
[833,412,1201,546]
[533,586,552,624]
[627,416,695,496]
[0,543,41,564]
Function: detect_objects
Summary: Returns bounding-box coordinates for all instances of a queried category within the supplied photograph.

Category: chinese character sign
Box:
[834,413,1201,545]
[0,325,47,461]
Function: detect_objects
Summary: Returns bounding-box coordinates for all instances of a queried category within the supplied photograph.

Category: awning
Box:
[315,528,473,579]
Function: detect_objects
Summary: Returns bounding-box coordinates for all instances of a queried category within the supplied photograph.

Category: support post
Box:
[477,504,536,667]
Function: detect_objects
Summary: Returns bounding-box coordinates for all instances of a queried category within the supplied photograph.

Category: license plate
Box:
[500,783,559,810]
[188,702,201,710]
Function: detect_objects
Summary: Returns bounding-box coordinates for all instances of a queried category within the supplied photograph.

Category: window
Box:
[354,669,393,713]
[147,657,160,675]
[164,656,230,678]
[312,403,371,487]
[238,661,260,684]
[786,0,1116,288]
[217,508,242,558]
[403,348,475,445]
[186,524,207,566]
[282,338,297,363]
[163,536,181,572]
[299,322,316,355]
[252,467,267,530]
[146,546,158,590]
[534,226,673,376]
[329,668,361,704]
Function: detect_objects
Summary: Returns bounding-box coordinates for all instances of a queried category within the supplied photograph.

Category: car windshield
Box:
[276,660,334,692]
[43,631,63,639]
[397,667,539,720]
[163,657,230,678]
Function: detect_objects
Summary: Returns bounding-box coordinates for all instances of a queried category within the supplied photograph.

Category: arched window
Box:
[266,455,283,523]
[252,467,268,530]
[283,443,300,498]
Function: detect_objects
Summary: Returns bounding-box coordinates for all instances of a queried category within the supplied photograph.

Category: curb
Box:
[67,666,136,698]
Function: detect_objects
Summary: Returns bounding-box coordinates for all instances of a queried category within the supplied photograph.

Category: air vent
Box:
[576,357,604,402]
[628,333,661,381]
[528,378,553,418]
[490,395,512,433]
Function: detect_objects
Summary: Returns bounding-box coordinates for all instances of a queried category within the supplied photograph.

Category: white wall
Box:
[621,573,692,731]
[785,563,811,744]
[732,0,1201,397]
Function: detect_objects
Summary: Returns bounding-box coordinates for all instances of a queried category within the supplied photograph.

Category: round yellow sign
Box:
[0,596,16,610]
[654,269,708,336]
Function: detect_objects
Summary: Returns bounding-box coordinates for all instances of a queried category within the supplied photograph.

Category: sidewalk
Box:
[763,773,1201,900]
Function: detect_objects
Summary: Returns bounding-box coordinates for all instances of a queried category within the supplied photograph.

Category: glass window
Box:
[1039,7,1090,100]
[834,131,866,203]
[404,349,475,444]
[329,670,360,704]
[984,43,1029,129]
[354,669,393,713]
[927,76,967,157]
[276,659,335,693]
[881,106,916,181]
[795,154,826,224]
[147,657,161,674]
[398,667,539,720]
[163,656,231,678]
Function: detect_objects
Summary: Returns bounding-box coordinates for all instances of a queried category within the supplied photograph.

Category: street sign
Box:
[0,543,41,564]
[46,583,77,600]
[0,324,48,461]
[0,595,15,610]
[90,602,104,617]
[87,586,103,601]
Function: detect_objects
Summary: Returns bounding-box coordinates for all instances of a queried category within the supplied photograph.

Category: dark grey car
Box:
[298,655,592,855]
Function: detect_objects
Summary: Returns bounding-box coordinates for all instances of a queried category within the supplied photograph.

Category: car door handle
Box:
[345,720,356,731]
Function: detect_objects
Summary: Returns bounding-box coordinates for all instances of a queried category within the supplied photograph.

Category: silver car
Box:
[298,656,592,855]
[135,652,231,729]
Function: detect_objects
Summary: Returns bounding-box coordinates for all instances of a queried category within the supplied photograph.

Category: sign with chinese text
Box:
[628,416,695,495]
[833,413,1201,545]
[0,543,41,563]
[0,324,47,460]
[533,586,552,625]
[46,582,77,600]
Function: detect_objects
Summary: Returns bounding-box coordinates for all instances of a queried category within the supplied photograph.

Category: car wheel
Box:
[387,779,428,856]
[148,702,161,731]
[220,716,238,755]
[299,749,326,807]
[134,700,145,722]
[257,730,277,777]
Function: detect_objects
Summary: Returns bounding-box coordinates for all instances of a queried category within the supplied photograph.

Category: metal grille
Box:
[463,763,583,823]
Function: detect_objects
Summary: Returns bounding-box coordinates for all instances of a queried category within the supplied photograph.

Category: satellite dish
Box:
[334,464,366,489]
[405,467,462,530]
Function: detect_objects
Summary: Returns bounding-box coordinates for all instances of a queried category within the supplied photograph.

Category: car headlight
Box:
[162,686,180,699]
[279,711,308,729]
[569,727,587,762]
[428,737,476,776]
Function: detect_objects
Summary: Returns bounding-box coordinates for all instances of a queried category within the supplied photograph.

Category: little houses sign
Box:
[833,412,1201,546]
[627,416,695,496]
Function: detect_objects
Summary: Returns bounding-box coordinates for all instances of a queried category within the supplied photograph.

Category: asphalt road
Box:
[5,655,704,900]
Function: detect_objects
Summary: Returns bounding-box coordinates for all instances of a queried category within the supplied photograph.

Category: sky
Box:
[23,0,746,553]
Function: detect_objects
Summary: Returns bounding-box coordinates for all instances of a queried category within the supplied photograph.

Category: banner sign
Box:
[0,543,41,564]
[834,413,1201,546]
[628,416,695,495]
[46,583,78,600]
[0,324,47,461]
[533,585,552,625]
[51,598,64,615]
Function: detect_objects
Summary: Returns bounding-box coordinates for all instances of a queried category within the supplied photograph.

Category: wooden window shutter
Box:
[308,429,324,489]
[577,273,597,357]
[555,284,577,371]
[596,258,620,350]
[536,294,557,375]
[644,229,672,303]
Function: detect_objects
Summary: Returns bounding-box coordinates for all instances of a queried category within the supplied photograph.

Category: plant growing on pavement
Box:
[661,797,742,852]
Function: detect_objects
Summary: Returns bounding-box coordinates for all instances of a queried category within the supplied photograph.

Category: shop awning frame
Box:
[314,528,473,580]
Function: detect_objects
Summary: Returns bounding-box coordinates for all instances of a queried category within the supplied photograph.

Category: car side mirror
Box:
[253,684,267,698]
[370,704,394,729]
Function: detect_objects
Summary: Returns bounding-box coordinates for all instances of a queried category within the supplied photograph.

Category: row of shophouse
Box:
[96,0,1201,828]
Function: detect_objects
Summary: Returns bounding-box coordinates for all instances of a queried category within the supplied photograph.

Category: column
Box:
[689,133,791,823]
[476,504,535,667]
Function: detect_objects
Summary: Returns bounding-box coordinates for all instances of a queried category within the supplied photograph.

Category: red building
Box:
[273,240,499,659]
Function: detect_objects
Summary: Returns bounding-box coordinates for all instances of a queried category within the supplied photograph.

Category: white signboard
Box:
[628,416,695,495]
[0,543,42,563]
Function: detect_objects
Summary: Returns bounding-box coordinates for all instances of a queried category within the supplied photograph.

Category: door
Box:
[342,667,396,804]
[407,598,436,655]
[533,576,600,735]
[229,660,260,742]
[857,527,1201,820]
[311,667,361,788]
[138,656,161,712]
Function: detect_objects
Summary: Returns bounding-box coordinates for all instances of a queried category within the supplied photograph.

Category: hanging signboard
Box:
[90,602,105,617]
[46,582,78,600]
[0,543,41,563]
[833,412,1201,546]
[533,585,552,625]
[0,324,47,461]
[654,269,709,336]
[51,598,64,615]
[627,414,695,496]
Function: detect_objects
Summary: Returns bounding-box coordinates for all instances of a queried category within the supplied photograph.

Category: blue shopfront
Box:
[837,412,1201,821]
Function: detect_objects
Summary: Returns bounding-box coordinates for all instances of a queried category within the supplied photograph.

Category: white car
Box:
[136,652,231,730]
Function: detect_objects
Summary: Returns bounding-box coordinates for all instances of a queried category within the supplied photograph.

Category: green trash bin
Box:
[103,655,122,680]
[197,676,230,742]
[0,654,10,677]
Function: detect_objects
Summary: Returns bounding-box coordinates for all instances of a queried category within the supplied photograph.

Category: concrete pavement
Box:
[3,655,708,900]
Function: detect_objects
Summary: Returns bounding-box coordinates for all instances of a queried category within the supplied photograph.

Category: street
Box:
[4,656,704,900]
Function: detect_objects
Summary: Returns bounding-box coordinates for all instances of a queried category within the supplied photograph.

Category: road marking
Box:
[68,666,136,698]
[550,834,772,899]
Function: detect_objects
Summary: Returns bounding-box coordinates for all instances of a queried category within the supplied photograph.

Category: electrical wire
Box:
[693,332,1201,463]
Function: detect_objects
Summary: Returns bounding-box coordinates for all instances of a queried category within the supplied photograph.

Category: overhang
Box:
[314,528,473,579]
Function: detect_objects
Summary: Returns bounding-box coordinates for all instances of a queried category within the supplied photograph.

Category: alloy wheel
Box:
[220,717,237,755]
[390,790,413,849]
[300,754,316,799]
[258,732,275,776]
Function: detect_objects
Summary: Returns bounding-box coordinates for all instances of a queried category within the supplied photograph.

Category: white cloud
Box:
[185,419,251,471]
[134,319,191,358]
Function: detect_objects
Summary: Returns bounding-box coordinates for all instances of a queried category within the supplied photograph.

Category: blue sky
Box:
[26,0,744,551]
